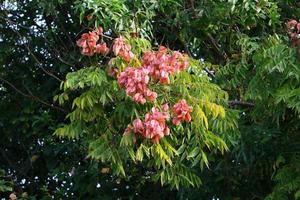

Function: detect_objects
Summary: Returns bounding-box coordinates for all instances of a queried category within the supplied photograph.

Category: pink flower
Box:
[141,46,188,85]
[172,99,192,125]
[118,67,157,104]
[287,20,298,30]
[162,103,169,111]
[123,125,137,144]
[107,67,119,77]
[145,90,157,102]
[77,27,108,56]
[286,20,300,46]
[124,126,132,135]
[117,46,188,104]
[171,51,188,72]
[96,43,109,55]
[113,36,134,62]
[291,32,298,40]
[95,27,103,36]
[133,119,144,134]
[144,107,170,143]
[129,107,170,143]
[76,32,99,56]
[297,23,300,33]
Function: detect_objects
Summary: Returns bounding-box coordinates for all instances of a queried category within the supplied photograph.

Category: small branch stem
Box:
[1,14,63,82]
[0,77,67,113]
[228,100,255,107]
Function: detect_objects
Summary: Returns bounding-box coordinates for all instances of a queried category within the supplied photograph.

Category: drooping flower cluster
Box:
[76,27,109,56]
[144,107,170,143]
[128,105,170,143]
[172,99,193,125]
[118,67,157,104]
[125,100,193,143]
[117,46,188,104]
[287,19,300,46]
[113,36,134,62]
[95,43,109,55]
[142,46,188,84]
[77,29,189,104]
[76,28,193,143]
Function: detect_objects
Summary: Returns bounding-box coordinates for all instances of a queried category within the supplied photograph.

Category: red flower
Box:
[86,15,93,21]
[107,67,119,77]
[124,126,133,135]
[172,99,192,125]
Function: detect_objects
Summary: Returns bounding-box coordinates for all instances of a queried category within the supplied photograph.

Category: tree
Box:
[0,0,300,199]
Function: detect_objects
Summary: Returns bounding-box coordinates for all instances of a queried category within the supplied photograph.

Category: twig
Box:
[228,100,255,107]
[0,77,67,113]
[102,34,114,40]
[206,33,229,63]
[1,14,75,69]
[55,8,75,48]
[183,42,216,78]
[15,32,63,82]
[0,77,31,98]
[42,37,75,67]
[76,27,114,40]
[23,86,68,114]
[1,14,63,82]
[203,68,216,78]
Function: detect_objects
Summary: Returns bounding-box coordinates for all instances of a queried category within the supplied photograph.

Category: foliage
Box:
[1,0,300,199]
[54,31,238,189]
[0,169,13,193]
[266,156,300,200]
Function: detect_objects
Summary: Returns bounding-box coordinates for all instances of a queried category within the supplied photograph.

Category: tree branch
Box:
[23,84,68,113]
[0,77,67,113]
[206,33,229,63]
[1,14,75,69]
[1,14,63,82]
[14,30,63,82]
[228,100,255,107]
[0,77,31,98]
[183,42,216,78]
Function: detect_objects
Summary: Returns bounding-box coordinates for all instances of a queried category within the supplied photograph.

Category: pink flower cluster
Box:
[125,100,193,143]
[113,36,134,62]
[117,46,189,104]
[76,27,109,56]
[129,105,170,143]
[143,46,188,84]
[172,99,193,125]
[287,19,300,46]
[118,67,157,104]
